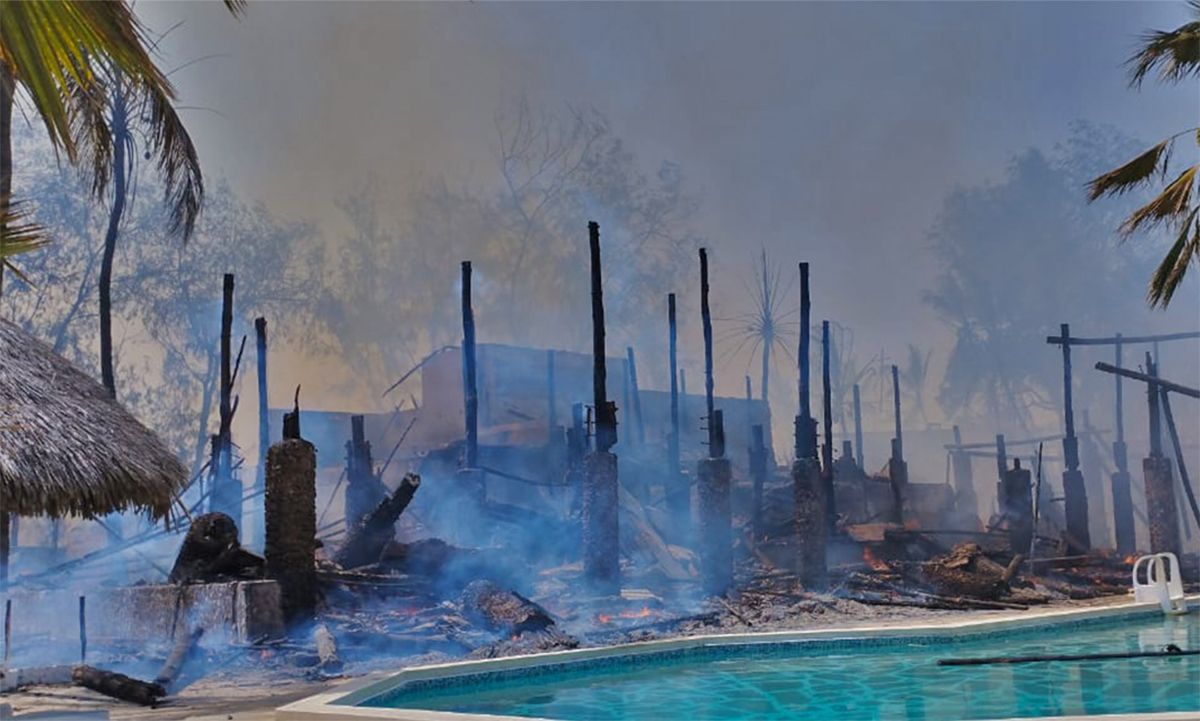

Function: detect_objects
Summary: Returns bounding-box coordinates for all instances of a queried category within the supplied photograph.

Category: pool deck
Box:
[276,594,1200,721]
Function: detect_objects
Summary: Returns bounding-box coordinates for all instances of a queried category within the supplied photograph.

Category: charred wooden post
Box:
[887,364,907,524]
[252,317,269,550]
[265,430,317,623]
[820,322,837,530]
[546,350,558,441]
[1143,354,1181,557]
[459,261,485,507]
[584,221,619,595]
[1055,324,1091,554]
[211,273,242,523]
[666,293,688,534]
[627,347,646,446]
[1079,409,1113,547]
[78,595,86,663]
[154,627,204,690]
[334,473,421,570]
[700,249,716,449]
[995,434,1008,509]
[698,411,732,596]
[793,262,825,588]
[750,424,767,540]
[1002,458,1033,554]
[951,426,978,523]
[1110,334,1136,555]
[852,383,865,469]
[345,415,386,532]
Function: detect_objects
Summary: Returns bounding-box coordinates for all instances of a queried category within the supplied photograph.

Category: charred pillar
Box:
[821,321,837,532]
[1057,324,1091,553]
[852,383,864,469]
[666,293,688,535]
[697,248,732,595]
[252,317,269,550]
[793,262,826,588]
[459,261,485,505]
[1143,354,1181,558]
[265,417,317,623]
[210,273,242,524]
[750,424,767,540]
[345,415,386,532]
[1002,458,1033,555]
[584,221,619,595]
[1110,334,1136,555]
[951,426,978,524]
[887,364,907,524]
[627,347,645,446]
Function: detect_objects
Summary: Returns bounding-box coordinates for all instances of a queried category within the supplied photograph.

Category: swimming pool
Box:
[279,601,1199,721]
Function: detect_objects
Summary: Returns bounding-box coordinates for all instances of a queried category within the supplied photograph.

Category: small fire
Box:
[862,546,890,572]
[597,613,613,624]
[1123,555,1137,565]
[903,518,921,531]
[595,606,654,624]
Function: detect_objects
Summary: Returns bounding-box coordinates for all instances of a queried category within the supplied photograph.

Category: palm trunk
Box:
[0,60,14,298]
[99,88,127,398]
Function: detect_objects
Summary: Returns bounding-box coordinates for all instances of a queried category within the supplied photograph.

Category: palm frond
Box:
[223,0,248,17]
[1087,139,1171,200]
[63,72,115,198]
[1147,206,1200,308]
[139,77,203,238]
[1119,164,1197,235]
[0,0,174,160]
[0,200,51,258]
[1127,3,1200,87]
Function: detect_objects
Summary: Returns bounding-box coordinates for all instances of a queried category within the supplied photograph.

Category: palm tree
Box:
[719,247,796,405]
[1088,1,1199,307]
[0,0,242,394]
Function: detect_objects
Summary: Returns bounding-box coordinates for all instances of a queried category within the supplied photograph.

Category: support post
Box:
[697,439,732,597]
[821,321,836,531]
[461,262,479,469]
[584,221,618,595]
[700,248,716,453]
[852,383,864,469]
[795,263,817,461]
[951,426,977,524]
[995,434,1008,512]
[1002,458,1033,555]
[265,426,317,623]
[1143,354,1181,557]
[345,415,385,532]
[1109,335,1136,554]
[1058,323,1090,553]
[1160,389,1200,531]
[666,294,687,535]
[211,273,241,524]
[253,317,268,550]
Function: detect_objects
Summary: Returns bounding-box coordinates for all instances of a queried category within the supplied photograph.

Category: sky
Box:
[136,0,1198,427]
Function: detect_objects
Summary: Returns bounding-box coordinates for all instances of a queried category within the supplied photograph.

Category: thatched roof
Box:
[0,318,187,519]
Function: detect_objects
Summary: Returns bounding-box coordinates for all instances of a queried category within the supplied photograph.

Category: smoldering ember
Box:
[0,3,1198,721]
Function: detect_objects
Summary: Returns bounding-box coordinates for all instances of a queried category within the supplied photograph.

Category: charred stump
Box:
[265,437,318,623]
[793,458,827,590]
[697,456,733,596]
[334,473,421,570]
[168,512,264,584]
[582,450,620,595]
[1001,459,1033,555]
[1144,456,1182,558]
[73,666,165,706]
[345,415,387,532]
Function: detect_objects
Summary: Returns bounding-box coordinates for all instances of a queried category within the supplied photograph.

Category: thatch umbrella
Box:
[0,318,187,521]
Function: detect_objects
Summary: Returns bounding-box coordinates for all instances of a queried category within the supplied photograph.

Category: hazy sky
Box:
[139,1,1197,413]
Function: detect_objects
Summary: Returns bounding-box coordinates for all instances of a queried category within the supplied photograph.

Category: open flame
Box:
[862,546,890,572]
[595,606,654,624]
[1123,555,1137,565]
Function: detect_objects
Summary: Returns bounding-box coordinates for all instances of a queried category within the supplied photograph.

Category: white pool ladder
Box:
[1132,552,1188,616]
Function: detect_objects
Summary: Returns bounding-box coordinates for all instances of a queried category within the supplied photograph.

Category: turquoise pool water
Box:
[361,611,1199,720]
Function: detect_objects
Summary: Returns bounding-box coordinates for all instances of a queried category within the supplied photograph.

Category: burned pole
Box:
[546,350,557,442]
[886,364,906,524]
[1055,323,1090,553]
[697,247,732,596]
[1143,354,1181,558]
[459,261,484,506]
[628,350,648,443]
[211,273,242,525]
[995,433,1008,513]
[1002,458,1033,555]
[1160,389,1200,531]
[852,383,864,470]
[583,222,619,595]
[792,262,825,589]
[253,317,268,550]
[1110,334,1136,555]
[345,415,385,532]
[821,321,836,531]
[666,293,688,535]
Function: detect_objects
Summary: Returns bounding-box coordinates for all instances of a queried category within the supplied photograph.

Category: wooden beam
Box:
[1093,362,1200,398]
[1047,330,1200,346]
[461,261,479,468]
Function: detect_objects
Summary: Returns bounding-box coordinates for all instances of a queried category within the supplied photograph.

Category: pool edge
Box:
[276,596,1200,721]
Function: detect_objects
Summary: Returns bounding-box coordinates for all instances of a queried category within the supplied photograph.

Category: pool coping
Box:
[276,596,1200,721]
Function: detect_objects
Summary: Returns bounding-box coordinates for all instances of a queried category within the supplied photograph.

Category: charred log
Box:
[334,473,421,570]
[461,580,556,637]
[73,665,165,706]
[921,542,1010,600]
[154,627,204,690]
